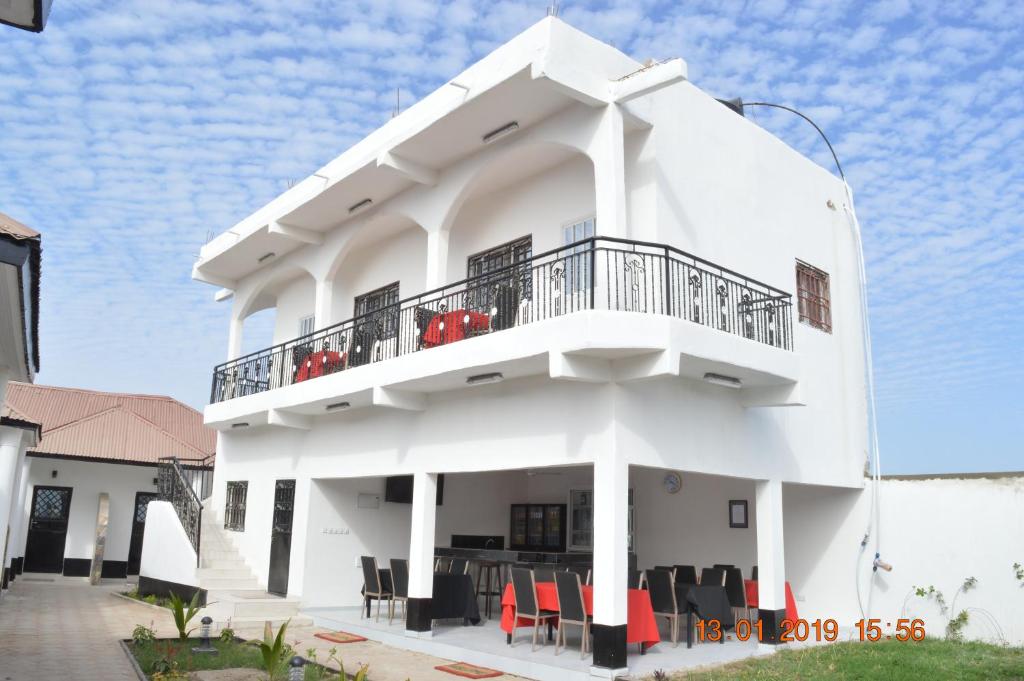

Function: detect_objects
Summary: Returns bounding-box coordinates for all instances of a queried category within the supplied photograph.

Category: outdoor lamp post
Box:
[289,655,306,681]
[191,616,217,655]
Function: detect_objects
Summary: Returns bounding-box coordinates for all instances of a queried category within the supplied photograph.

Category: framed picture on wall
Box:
[729,500,748,528]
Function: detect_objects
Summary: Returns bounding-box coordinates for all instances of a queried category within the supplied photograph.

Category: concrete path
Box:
[0,577,522,681]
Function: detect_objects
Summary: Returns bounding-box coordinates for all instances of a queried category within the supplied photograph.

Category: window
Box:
[796,261,832,333]
[569,487,634,552]
[563,217,595,292]
[354,282,400,339]
[466,235,533,309]
[298,315,315,338]
[224,481,248,531]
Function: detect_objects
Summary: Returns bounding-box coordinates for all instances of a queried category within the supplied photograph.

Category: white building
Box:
[0,213,41,593]
[2,383,214,584]
[184,18,1023,678]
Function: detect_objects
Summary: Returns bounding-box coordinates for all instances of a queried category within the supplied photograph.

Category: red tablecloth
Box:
[500,582,660,648]
[294,350,345,382]
[422,310,490,347]
[744,580,798,622]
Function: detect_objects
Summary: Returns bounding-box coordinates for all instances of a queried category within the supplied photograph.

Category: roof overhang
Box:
[0,0,53,32]
[0,233,40,380]
[192,17,686,289]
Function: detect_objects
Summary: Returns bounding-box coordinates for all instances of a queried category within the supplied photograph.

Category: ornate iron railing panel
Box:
[210,237,793,403]
[157,457,204,561]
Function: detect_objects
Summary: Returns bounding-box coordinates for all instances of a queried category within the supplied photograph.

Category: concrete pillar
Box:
[226,314,244,361]
[593,105,627,239]
[0,428,23,590]
[591,454,629,674]
[755,478,787,643]
[8,456,31,577]
[314,278,334,330]
[406,472,437,636]
[425,230,449,290]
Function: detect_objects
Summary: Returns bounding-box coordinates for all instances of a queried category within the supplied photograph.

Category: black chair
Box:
[751,565,758,581]
[554,570,590,658]
[435,557,452,573]
[628,568,643,589]
[360,556,392,622]
[700,567,726,587]
[724,566,749,623]
[489,282,521,331]
[449,557,469,575]
[646,569,681,647]
[655,565,677,580]
[674,565,698,585]
[534,568,555,583]
[348,324,375,367]
[510,568,558,651]
[713,563,735,571]
[389,558,409,624]
[414,307,438,350]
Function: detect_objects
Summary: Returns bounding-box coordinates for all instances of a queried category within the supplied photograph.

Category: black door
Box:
[24,486,73,573]
[267,480,295,596]
[127,492,158,575]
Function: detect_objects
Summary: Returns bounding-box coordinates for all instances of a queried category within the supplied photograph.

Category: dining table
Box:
[500,582,661,652]
[744,579,799,623]
[421,309,490,347]
[294,349,345,382]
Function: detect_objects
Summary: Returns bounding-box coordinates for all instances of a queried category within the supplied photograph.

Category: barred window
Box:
[796,261,832,333]
[354,282,400,339]
[224,481,248,532]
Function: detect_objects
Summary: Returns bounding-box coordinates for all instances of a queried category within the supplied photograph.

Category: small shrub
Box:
[167,591,201,641]
[131,622,156,646]
[1014,562,1023,587]
[257,620,291,680]
[143,594,159,605]
[220,623,235,643]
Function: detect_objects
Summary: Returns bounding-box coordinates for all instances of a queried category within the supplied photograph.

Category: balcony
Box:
[210,237,793,405]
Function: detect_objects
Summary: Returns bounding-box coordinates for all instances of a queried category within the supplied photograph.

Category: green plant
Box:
[131,622,156,646]
[1014,563,1023,587]
[150,641,181,675]
[167,591,202,641]
[144,594,159,605]
[915,577,978,641]
[219,623,235,643]
[257,620,291,680]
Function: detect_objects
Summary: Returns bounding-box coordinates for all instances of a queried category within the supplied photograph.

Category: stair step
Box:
[200,577,262,590]
[207,615,315,631]
[197,567,255,580]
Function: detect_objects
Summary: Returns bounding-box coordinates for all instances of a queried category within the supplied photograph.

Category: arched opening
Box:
[238,267,317,351]
[443,142,596,285]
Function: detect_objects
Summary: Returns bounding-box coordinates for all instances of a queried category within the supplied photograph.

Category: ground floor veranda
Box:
[288,464,845,679]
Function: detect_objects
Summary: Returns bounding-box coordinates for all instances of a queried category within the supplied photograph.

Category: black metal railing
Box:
[210,237,793,403]
[157,457,205,562]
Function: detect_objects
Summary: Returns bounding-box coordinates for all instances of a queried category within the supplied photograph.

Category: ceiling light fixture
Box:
[466,372,504,385]
[231,422,250,428]
[348,198,373,214]
[703,372,742,389]
[482,121,519,144]
[325,401,351,412]
[257,252,276,263]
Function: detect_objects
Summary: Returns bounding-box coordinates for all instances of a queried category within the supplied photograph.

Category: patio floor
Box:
[305,605,775,681]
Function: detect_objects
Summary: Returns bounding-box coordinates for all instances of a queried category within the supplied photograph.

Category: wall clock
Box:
[663,472,682,494]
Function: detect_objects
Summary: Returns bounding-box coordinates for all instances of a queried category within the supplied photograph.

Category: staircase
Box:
[197,505,311,628]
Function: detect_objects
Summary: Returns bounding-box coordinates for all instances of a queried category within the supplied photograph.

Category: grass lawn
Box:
[128,639,343,680]
[660,639,1024,680]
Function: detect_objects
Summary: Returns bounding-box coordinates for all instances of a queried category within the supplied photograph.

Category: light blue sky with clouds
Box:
[1,1,1021,474]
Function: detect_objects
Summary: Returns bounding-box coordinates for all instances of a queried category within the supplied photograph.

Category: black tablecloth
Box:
[676,584,734,647]
[431,573,481,625]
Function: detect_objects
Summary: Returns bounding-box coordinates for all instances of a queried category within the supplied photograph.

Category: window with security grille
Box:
[466,235,533,310]
[224,481,248,531]
[796,261,832,333]
[354,282,400,339]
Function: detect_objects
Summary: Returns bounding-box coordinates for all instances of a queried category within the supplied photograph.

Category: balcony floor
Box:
[304,604,774,680]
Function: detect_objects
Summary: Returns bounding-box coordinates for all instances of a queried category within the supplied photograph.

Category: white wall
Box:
[140,500,198,587]
[0,425,29,578]
[272,275,316,345]
[787,476,1024,644]
[333,226,427,321]
[17,457,158,564]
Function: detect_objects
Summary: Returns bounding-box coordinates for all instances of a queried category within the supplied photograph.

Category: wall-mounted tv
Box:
[384,474,444,505]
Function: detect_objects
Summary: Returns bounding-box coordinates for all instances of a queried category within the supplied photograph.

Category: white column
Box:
[407,472,437,635]
[592,453,629,626]
[592,104,627,238]
[0,428,23,582]
[755,479,786,612]
[314,278,334,330]
[425,230,449,290]
[226,315,244,361]
[8,456,31,563]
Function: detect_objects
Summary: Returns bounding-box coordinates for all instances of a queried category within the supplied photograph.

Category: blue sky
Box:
[1,1,1021,474]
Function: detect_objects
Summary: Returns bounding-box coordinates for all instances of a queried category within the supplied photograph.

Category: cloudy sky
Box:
[2,1,1021,473]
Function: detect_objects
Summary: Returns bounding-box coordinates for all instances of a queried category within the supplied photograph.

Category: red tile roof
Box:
[2,383,215,465]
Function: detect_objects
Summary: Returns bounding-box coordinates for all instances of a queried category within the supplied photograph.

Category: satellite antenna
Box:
[392,88,401,118]
[547,2,560,17]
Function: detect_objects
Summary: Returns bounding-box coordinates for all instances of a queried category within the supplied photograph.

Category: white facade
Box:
[188,16,1022,676]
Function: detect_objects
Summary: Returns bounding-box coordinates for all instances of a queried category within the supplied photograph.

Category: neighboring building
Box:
[0,213,41,592]
[181,17,1023,679]
[2,383,214,582]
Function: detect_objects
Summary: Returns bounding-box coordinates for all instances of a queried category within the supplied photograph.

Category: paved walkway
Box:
[0,577,521,681]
